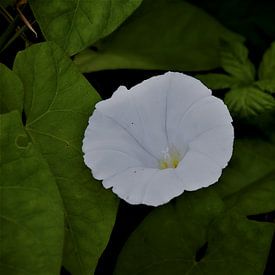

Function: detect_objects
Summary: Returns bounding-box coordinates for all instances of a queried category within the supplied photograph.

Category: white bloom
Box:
[83,72,234,206]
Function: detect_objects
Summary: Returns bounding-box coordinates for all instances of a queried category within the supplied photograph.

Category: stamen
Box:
[159,146,181,169]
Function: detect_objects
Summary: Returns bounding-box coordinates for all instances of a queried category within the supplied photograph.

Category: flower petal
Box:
[173,96,233,148]
[142,169,185,206]
[176,150,222,191]
[95,74,173,159]
[83,110,157,180]
[103,167,185,206]
[188,124,234,168]
[104,167,157,203]
[166,72,211,151]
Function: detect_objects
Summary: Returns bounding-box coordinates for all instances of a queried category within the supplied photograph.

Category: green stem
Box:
[0,5,14,22]
[0,15,21,52]
[0,25,28,54]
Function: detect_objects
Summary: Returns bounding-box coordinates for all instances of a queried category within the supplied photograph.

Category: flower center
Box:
[159,146,181,169]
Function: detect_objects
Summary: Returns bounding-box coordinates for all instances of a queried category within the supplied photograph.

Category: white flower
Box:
[83,72,234,206]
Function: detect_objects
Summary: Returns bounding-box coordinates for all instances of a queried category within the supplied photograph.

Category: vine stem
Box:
[0,12,22,52]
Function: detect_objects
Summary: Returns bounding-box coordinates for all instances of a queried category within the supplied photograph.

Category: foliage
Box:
[1,43,118,275]
[0,0,275,274]
[0,111,64,275]
[29,0,143,56]
[74,0,243,72]
[197,40,275,117]
[256,41,275,92]
[0,63,23,113]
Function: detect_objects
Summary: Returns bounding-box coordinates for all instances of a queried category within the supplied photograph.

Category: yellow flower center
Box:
[159,147,181,169]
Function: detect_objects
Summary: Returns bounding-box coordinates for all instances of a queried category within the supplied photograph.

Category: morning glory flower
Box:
[83,72,234,206]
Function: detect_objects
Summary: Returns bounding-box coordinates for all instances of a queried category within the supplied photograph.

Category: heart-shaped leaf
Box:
[13,42,118,275]
[114,188,274,275]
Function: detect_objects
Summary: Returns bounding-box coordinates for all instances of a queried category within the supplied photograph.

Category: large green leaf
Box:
[0,63,23,114]
[214,139,275,215]
[224,86,275,117]
[29,0,143,56]
[13,42,118,275]
[74,0,243,72]
[114,188,274,275]
[258,41,275,80]
[0,111,64,275]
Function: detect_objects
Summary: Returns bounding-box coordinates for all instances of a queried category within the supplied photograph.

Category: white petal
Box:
[142,169,185,206]
[166,72,211,151]
[104,167,185,206]
[95,74,173,159]
[189,124,234,168]
[176,150,222,191]
[83,110,157,180]
[104,167,156,203]
[173,96,232,147]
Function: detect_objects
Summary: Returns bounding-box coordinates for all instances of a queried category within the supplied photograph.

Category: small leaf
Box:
[0,111,64,275]
[196,73,236,89]
[74,0,243,72]
[13,42,118,275]
[29,0,143,55]
[0,63,23,114]
[224,86,275,117]
[220,40,255,83]
[255,79,275,93]
[259,41,275,80]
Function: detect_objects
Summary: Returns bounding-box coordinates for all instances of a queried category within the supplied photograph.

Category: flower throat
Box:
[159,146,181,169]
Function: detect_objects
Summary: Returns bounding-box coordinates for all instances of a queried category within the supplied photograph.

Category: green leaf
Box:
[74,0,243,72]
[114,189,274,275]
[255,79,275,93]
[214,138,275,215]
[29,0,143,56]
[196,73,236,89]
[13,42,118,275]
[259,41,275,80]
[0,63,23,114]
[220,40,255,83]
[224,86,275,117]
[0,111,64,275]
